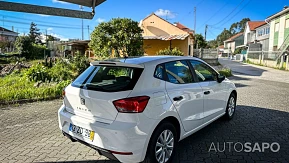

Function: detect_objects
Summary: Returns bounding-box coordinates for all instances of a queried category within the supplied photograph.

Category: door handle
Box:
[173,96,183,101]
[204,91,210,95]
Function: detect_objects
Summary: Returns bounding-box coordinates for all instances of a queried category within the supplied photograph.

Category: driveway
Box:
[1,60,289,162]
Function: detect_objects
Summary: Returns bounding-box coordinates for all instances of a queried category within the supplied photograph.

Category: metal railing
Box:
[276,34,289,60]
[247,51,280,60]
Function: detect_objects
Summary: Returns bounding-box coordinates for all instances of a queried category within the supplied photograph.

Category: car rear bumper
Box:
[58,104,156,163]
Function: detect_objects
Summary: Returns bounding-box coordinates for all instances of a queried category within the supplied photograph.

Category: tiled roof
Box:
[0,27,16,33]
[143,34,190,41]
[248,21,266,31]
[175,22,194,34]
[224,33,243,42]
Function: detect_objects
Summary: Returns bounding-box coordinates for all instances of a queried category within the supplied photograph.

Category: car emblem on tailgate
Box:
[80,98,85,105]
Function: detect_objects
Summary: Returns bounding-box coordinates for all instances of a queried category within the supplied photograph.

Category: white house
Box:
[266,6,289,52]
[255,23,270,51]
[243,21,266,46]
[0,27,18,42]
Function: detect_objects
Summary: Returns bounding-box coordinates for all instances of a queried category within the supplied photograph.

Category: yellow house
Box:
[140,13,194,56]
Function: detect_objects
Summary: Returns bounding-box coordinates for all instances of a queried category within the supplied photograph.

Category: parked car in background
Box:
[58,56,237,163]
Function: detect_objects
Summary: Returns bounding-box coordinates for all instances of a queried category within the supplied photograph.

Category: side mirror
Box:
[217,74,226,83]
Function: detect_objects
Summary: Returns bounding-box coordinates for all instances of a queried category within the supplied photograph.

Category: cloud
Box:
[155,9,176,19]
[38,14,50,17]
[52,0,69,4]
[49,33,69,41]
[96,18,105,23]
[47,28,53,31]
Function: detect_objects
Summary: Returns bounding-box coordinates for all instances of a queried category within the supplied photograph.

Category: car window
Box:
[154,64,164,80]
[189,60,217,82]
[72,65,143,92]
[164,61,194,84]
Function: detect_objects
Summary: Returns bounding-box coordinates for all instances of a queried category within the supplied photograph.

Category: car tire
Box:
[143,122,178,163]
[224,93,236,120]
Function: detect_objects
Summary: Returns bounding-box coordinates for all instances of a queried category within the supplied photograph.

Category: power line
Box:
[179,0,205,22]
[2,19,83,29]
[0,14,82,27]
[196,0,230,31]
[216,0,252,28]
[211,0,245,26]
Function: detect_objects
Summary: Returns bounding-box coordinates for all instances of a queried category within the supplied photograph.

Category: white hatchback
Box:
[58,56,237,163]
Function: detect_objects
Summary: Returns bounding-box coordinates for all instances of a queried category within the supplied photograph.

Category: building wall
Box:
[144,37,189,56]
[256,24,270,51]
[141,14,192,56]
[141,14,188,36]
[268,12,289,51]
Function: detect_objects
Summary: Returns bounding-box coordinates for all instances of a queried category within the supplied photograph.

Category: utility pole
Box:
[87,25,90,40]
[192,7,196,57]
[205,24,208,41]
[44,29,47,59]
[80,5,84,40]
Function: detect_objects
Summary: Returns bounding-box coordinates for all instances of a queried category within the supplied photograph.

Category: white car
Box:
[58,56,237,163]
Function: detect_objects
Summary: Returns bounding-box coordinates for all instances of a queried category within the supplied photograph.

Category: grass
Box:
[0,74,70,104]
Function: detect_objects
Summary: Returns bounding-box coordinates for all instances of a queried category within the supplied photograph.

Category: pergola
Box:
[0,0,106,19]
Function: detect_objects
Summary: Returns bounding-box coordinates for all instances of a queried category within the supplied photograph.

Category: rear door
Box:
[189,60,227,123]
[64,62,144,124]
[164,60,204,132]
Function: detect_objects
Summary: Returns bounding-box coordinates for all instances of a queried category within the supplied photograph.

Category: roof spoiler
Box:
[90,61,144,68]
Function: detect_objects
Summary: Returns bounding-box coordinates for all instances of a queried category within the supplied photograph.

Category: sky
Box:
[0,0,288,41]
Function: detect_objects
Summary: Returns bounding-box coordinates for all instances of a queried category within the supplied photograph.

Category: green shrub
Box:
[156,47,184,56]
[71,54,90,76]
[0,74,70,103]
[218,69,232,77]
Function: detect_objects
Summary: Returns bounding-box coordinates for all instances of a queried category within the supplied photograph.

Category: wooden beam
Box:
[0,1,94,19]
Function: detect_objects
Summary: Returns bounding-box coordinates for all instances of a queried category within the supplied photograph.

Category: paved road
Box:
[1,60,289,163]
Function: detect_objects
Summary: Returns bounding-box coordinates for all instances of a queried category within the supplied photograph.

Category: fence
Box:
[246,51,289,70]
[193,48,219,65]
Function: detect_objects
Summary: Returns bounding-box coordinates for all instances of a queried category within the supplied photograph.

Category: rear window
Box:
[71,66,143,92]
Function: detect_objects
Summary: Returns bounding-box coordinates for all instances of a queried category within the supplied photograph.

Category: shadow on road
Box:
[46,105,289,163]
[219,59,267,77]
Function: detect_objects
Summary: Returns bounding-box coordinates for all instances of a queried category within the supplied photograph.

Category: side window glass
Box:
[154,64,164,80]
[164,61,193,84]
[189,60,217,82]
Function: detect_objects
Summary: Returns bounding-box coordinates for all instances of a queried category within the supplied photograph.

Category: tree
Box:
[15,36,33,57]
[29,22,41,43]
[89,18,144,58]
[229,18,250,34]
[47,35,55,41]
[216,28,232,46]
[194,34,207,49]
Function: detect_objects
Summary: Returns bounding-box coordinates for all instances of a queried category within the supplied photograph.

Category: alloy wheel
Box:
[155,129,174,163]
[228,97,235,116]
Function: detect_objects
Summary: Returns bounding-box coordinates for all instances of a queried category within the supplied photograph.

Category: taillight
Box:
[113,96,150,113]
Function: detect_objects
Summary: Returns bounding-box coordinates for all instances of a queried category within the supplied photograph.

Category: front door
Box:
[164,60,204,132]
[189,60,227,123]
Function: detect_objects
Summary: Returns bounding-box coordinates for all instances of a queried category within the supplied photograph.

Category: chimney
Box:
[284,6,288,10]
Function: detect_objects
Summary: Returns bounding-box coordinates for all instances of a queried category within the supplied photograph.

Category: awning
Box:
[143,34,190,41]
[59,0,106,8]
[59,40,90,46]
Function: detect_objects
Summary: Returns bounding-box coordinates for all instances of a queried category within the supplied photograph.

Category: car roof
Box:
[98,56,202,65]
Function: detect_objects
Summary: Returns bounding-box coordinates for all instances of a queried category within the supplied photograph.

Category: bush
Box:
[156,47,184,56]
[218,69,232,77]
[0,74,70,103]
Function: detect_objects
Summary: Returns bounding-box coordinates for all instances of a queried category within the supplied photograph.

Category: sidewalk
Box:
[219,58,289,84]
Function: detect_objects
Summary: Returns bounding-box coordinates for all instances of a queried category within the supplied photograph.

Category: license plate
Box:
[69,123,95,141]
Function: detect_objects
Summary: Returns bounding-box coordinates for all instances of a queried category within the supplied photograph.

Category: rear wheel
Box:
[224,93,236,120]
[143,122,178,163]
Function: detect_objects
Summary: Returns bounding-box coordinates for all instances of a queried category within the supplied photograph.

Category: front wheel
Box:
[224,93,236,120]
[143,122,178,163]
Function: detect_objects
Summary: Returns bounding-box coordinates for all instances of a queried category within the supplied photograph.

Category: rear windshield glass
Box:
[71,65,143,92]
